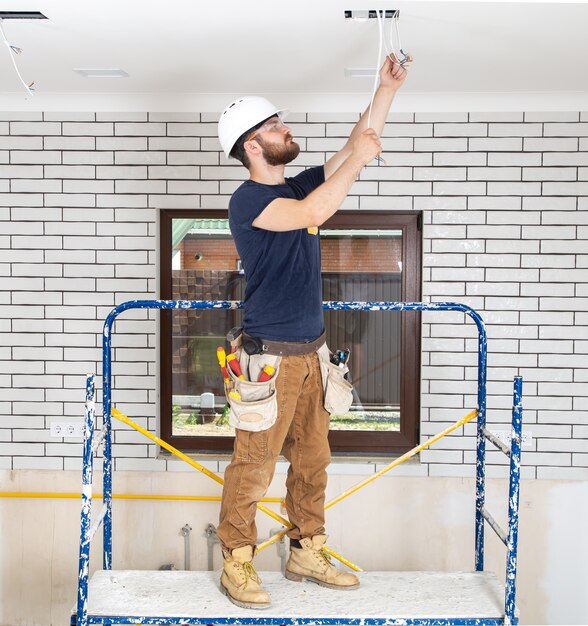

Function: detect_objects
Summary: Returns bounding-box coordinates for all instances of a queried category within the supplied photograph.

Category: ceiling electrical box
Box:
[345,10,399,20]
[0,11,48,20]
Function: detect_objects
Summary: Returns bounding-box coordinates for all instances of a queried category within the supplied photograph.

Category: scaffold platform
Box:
[72,569,514,625]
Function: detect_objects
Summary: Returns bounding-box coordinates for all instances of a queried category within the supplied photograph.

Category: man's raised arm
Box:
[252,130,382,232]
[324,54,410,180]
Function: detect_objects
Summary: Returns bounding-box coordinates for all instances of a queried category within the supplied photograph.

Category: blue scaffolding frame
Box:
[73,300,522,626]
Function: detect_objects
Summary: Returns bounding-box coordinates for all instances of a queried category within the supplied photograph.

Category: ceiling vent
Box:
[73,69,129,78]
[344,68,377,78]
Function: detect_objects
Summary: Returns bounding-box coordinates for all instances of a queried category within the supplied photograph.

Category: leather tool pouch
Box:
[224,349,282,432]
[317,344,354,416]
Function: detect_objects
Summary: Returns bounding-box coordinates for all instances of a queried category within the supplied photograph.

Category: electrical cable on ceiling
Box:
[365,9,411,166]
[366,9,384,132]
[390,13,411,70]
[393,13,411,69]
[382,12,396,66]
[0,18,35,96]
[392,13,401,59]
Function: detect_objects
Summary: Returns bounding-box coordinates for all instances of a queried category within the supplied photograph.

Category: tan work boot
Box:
[220,545,271,609]
[285,535,360,590]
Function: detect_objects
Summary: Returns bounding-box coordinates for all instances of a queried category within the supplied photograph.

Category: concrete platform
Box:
[72,569,515,624]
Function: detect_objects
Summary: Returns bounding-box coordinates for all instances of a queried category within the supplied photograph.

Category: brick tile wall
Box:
[0,110,586,478]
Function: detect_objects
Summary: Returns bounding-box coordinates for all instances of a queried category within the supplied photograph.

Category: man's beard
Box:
[257,135,300,166]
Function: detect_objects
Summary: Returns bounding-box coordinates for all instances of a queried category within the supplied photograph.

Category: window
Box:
[159,210,421,455]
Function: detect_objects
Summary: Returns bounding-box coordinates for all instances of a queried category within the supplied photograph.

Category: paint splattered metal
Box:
[76,373,95,626]
[72,617,507,625]
[505,376,523,625]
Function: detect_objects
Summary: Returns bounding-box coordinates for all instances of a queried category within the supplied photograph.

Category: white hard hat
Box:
[218,96,287,158]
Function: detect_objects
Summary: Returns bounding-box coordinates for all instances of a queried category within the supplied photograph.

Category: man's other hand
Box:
[351,129,382,165]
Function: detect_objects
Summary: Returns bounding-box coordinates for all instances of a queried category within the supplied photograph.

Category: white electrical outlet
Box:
[489,430,532,448]
[50,421,85,438]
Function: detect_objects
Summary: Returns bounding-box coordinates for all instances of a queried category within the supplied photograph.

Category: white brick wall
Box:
[0,110,587,479]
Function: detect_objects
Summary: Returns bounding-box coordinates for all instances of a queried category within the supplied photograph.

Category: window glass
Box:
[170,220,403,438]
[170,219,243,438]
[321,228,402,433]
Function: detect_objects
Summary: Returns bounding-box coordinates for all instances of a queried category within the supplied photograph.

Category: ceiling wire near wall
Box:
[0,18,35,95]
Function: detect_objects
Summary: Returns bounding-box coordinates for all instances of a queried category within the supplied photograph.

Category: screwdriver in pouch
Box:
[226,353,246,380]
[216,347,230,382]
[257,365,275,382]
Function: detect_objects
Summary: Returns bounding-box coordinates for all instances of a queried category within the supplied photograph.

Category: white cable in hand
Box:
[366,9,383,132]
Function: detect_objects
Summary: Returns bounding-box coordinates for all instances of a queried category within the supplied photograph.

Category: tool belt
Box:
[221,328,353,430]
[242,331,326,357]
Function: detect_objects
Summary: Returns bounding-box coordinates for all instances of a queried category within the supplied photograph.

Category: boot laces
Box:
[242,560,261,584]
[318,547,333,567]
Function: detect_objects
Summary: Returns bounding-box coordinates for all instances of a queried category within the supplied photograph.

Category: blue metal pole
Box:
[65,617,508,625]
[102,298,482,320]
[102,316,113,571]
[76,374,95,626]
[474,313,488,572]
[505,376,523,625]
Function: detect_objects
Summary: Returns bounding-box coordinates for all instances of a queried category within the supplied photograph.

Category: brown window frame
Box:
[159,209,421,456]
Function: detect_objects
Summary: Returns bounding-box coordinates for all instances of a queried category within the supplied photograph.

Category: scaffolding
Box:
[72,300,522,625]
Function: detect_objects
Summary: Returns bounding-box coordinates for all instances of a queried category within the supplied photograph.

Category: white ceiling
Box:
[1,0,587,112]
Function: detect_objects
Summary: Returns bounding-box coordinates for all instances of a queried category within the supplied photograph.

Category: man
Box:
[216,55,409,609]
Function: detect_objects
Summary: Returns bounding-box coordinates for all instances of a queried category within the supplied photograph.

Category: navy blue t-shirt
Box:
[229,166,325,342]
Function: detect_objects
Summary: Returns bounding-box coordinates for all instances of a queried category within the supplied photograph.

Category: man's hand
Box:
[379,53,412,91]
[350,129,382,166]
[324,55,410,179]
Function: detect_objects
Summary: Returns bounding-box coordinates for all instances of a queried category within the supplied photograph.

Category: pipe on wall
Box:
[0,492,282,502]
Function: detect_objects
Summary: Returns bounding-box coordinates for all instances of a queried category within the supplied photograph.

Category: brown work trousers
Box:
[217,350,331,550]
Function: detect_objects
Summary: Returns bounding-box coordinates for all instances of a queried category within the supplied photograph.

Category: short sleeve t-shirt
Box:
[228,165,325,342]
